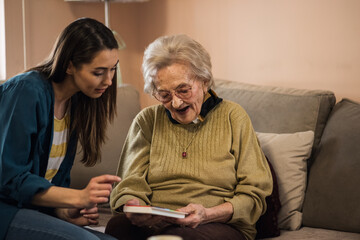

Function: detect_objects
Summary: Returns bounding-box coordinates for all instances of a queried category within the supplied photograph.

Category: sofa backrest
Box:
[70,84,141,189]
[213,79,336,166]
[302,98,360,233]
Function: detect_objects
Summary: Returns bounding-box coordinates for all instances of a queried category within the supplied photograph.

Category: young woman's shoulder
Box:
[0,71,53,113]
[1,71,51,95]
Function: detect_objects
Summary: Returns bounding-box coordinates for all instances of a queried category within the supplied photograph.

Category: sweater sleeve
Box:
[110,108,155,212]
[0,77,53,207]
[225,110,273,227]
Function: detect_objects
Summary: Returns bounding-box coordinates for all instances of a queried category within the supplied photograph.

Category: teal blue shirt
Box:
[0,71,78,239]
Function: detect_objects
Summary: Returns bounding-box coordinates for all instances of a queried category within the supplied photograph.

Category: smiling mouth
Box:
[176,106,189,113]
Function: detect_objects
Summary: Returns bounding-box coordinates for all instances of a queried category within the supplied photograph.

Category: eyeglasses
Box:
[152,84,193,103]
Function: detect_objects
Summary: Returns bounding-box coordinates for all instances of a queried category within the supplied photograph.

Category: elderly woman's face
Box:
[154,63,208,124]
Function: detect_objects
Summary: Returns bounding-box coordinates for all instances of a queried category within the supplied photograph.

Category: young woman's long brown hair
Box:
[29,18,118,166]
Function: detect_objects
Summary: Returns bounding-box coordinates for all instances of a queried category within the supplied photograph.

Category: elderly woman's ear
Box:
[203,79,211,92]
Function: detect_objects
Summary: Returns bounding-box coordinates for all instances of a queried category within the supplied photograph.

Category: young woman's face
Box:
[68,49,119,98]
[154,63,208,124]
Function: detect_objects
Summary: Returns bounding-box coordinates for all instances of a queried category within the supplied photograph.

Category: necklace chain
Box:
[175,124,201,159]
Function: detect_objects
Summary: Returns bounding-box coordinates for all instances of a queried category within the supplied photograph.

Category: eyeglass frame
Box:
[151,80,195,104]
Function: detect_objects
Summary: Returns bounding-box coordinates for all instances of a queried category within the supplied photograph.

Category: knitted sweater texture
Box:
[110,100,272,240]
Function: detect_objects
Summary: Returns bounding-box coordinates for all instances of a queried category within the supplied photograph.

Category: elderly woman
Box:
[106,34,272,240]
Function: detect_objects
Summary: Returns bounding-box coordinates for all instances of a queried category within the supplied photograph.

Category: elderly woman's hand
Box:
[172,202,234,228]
[172,203,207,228]
[124,199,164,228]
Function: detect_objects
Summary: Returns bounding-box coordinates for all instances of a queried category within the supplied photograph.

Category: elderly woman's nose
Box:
[171,95,183,108]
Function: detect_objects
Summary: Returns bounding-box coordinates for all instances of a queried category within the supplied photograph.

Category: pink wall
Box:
[5,0,142,93]
[5,0,360,108]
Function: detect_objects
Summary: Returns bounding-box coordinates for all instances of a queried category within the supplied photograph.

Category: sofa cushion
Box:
[256,131,314,230]
[214,79,335,167]
[259,227,360,240]
[302,99,360,232]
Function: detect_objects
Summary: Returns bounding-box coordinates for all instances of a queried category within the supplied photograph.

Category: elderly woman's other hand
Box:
[173,203,207,228]
[124,199,164,228]
[173,202,234,228]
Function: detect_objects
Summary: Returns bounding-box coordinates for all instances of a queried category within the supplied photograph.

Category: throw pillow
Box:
[256,131,314,230]
[256,157,281,239]
[302,99,360,232]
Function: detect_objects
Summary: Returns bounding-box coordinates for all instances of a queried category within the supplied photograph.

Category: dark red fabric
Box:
[255,157,281,239]
[105,213,246,240]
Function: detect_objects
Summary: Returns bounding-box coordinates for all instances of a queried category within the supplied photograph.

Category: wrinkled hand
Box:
[124,199,165,227]
[56,206,99,226]
[172,203,208,228]
[79,175,121,209]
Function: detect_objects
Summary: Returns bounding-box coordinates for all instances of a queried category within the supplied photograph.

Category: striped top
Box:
[46,113,70,182]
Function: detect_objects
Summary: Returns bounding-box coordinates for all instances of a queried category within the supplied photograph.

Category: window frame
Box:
[0,0,6,81]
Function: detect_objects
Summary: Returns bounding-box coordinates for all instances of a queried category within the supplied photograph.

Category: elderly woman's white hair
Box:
[142,34,214,94]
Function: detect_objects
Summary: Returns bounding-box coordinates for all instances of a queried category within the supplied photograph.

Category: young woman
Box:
[0,18,121,240]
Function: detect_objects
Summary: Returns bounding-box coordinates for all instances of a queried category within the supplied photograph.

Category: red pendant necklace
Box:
[177,124,200,159]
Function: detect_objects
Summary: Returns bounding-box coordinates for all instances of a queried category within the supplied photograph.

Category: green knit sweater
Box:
[110,100,272,240]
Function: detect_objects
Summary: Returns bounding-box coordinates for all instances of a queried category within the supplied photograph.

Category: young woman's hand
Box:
[32,174,120,209]
[56,206,99,226]
[79,174,121,209]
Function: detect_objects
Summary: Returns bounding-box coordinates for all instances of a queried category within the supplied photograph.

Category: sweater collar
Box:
[165,89,223,124]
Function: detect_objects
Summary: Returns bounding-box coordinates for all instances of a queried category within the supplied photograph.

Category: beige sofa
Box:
[71,80,360,239]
